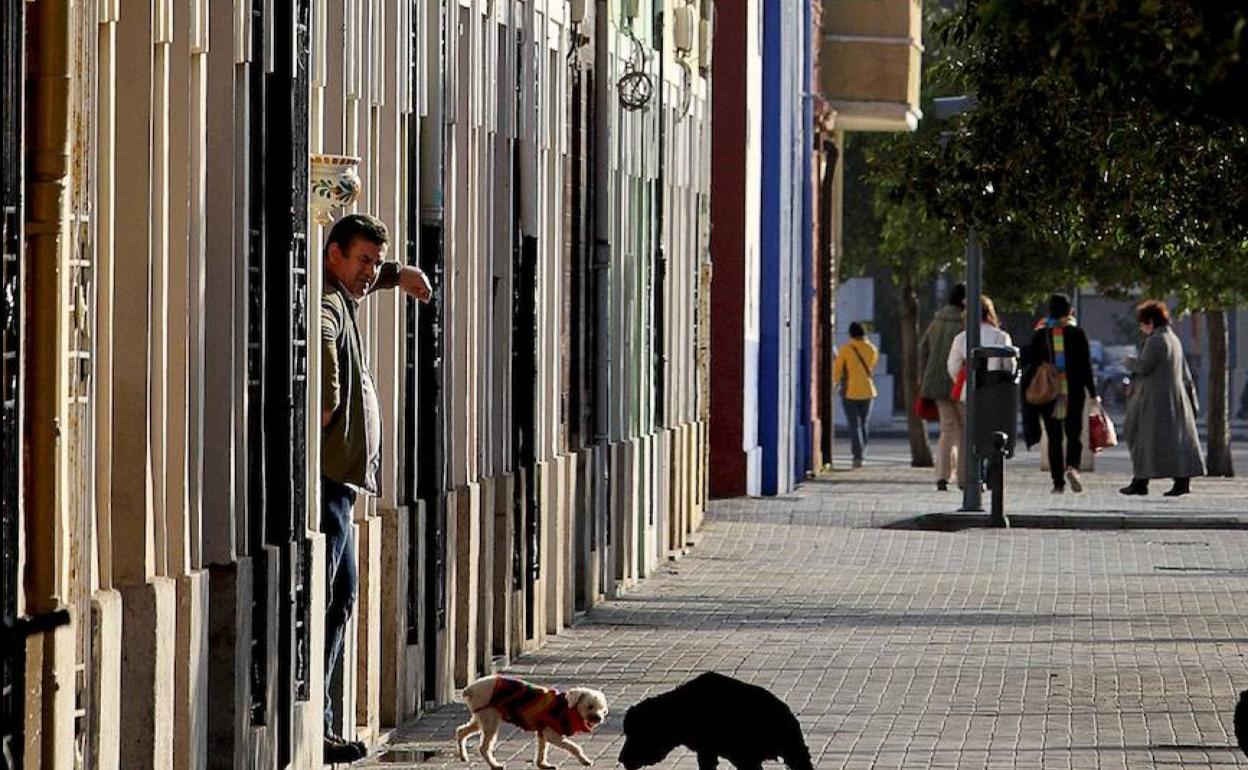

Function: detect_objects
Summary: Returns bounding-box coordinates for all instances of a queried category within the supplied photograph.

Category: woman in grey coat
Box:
[1121,300,1206,496]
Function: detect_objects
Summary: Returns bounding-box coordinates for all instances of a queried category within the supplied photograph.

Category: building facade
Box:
[708,0,921,497]
[3,0,713,767]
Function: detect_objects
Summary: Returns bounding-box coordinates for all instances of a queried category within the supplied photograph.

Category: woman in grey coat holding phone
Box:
[1121,300,1206,496]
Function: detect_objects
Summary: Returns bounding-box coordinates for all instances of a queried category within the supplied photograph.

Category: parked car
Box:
[1096,344,1137,410]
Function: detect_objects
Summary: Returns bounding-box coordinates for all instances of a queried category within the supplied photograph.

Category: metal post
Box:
[960,227,983,512]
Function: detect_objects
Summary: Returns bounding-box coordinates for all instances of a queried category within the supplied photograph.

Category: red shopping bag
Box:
[950,367,967,401]
[1089,406,1118,453]
[913,396,940,423]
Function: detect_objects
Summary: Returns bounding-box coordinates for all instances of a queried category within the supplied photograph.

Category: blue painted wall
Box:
[759,0,782,495]
[759,0,813,495]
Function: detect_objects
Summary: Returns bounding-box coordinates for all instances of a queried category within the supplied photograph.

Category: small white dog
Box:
[455,674,608,769]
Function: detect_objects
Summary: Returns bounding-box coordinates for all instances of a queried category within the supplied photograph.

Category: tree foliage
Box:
[925,0,1248,311]
[912,0,1248,475]
[855,0,1082,314]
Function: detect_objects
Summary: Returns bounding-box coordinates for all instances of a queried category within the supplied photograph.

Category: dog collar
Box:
[564,703,590,736]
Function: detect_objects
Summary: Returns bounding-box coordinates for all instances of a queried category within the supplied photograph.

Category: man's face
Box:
[326,237,386,299]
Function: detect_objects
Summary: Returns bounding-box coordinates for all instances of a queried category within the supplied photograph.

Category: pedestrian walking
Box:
[1022,293,1098,494]
[1120,300,1206,496]
[947,296,1014,487]
[834,322,879,468]
[321,214,432,763]
[918,283,967,491]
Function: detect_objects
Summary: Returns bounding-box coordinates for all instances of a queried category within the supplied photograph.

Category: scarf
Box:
[1037,316,1077,419]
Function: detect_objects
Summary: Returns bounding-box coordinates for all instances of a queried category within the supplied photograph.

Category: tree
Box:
[870,159,963,468]
[846,0,1086,467]
[910,0,1248,475]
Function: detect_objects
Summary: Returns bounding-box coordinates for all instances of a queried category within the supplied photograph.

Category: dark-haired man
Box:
[320,213,431,763]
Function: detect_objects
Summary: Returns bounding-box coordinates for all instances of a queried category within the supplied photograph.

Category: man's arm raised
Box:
[368,261,432,303]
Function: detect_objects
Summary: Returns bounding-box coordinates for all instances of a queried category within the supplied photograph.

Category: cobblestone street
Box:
[365,439,1248,769]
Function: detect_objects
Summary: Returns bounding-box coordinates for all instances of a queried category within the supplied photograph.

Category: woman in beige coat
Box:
[918,284,967,491]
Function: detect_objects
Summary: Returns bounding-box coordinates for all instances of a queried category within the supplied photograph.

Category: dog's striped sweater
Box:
[474,676,589,736]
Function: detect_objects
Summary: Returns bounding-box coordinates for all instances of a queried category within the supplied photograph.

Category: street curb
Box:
[886,512,1248,531]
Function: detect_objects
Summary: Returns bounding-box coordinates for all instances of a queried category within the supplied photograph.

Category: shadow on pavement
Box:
[885,512,1248,531]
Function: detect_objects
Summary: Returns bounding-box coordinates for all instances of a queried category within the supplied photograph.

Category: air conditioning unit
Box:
[621,0,640,21]
[673,5,696,53]
[569,0,587,24]
[698,17,713,68]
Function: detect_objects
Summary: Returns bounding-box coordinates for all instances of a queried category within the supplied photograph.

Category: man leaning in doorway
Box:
[321,213,431,763]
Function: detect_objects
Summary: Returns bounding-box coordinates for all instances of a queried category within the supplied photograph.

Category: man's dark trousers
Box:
[322,476,358,735]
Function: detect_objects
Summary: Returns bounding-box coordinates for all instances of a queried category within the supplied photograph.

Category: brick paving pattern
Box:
[363,441,1248,769]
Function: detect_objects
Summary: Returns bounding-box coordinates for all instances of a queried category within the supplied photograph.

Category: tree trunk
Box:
[1206,309,1234,476]
[900,270,934,467]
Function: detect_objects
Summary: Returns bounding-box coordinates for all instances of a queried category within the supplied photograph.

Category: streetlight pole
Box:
[931,95,985,513]
[960,228,984,512]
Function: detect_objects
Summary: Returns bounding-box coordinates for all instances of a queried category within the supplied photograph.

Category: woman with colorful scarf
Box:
[1023,294,1098,494]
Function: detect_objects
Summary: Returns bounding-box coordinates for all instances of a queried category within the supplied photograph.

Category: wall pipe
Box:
[25,0,70,615]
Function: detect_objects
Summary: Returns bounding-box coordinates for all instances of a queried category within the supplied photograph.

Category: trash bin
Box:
[970,345,1019,527]
[970,345,1020,457]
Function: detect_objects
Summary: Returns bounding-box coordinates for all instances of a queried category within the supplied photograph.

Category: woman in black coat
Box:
[1022,294,1098,494]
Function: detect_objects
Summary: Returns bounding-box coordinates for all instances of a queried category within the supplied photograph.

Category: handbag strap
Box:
[850,344,873,379]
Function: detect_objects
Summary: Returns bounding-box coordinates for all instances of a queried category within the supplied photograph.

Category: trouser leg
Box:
[1042,411,1065,485]
[936,399,961,482]
[844,398,870,461]
[1064,399,1085,471]
[321,477,358,733]
[954,402,968,487]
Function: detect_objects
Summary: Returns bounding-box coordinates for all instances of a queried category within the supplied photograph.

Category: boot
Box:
[1163,477,1191,497]
[324,734,368,764]
[1119,478,1149,496]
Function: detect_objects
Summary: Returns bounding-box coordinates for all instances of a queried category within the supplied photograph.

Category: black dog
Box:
[618,672,814,770]
[1235,689,1248,756]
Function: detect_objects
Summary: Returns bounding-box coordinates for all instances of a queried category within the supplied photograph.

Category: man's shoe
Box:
[324,735,367,764]
[1163,478,1191,497]
[851,458,863,469]
[936,480,949,492]
[1065,467,1083,493]
[1051,484,1065,495]
[1119,479,1149,496]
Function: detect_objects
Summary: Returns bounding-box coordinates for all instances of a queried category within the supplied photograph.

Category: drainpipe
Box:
[653,7,665,432]
[25,0,70,616]
[592,1,610,448]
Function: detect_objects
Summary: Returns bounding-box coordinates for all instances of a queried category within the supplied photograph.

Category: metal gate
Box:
[417,218,446,701]
[513,233,539,638]
[261,0,313,760]
[403,0,422,646]
[237,0,316,758]
[0,1,25,766]
[568,63,595,610]
[245,0,270,731]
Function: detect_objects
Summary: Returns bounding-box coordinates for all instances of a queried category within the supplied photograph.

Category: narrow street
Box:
[366,440,1248,769]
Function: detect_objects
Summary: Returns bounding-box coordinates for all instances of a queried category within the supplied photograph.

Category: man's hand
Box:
[399,266,433,304]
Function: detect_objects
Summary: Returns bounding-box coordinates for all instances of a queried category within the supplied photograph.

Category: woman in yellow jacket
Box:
[833,322,880,468]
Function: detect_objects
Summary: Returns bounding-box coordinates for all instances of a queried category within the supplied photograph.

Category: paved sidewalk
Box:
[363,440,1248,769]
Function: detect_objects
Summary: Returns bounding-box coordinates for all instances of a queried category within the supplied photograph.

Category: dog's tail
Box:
[781,711,815,770]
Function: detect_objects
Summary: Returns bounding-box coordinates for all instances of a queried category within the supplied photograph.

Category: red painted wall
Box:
[708,0,749,498]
